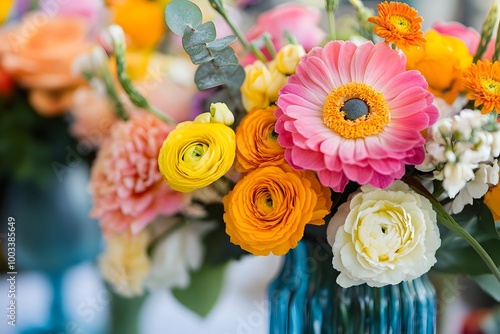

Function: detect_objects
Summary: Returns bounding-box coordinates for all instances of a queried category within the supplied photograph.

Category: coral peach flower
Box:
[90,113,189,235]
[0,13,92,116]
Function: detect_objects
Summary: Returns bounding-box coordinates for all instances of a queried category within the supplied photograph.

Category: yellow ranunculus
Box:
[404,30,472,104]
[484,182,500,221]
[158,121,236,192]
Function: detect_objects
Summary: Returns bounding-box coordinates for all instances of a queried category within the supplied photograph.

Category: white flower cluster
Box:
[417,110,500,214]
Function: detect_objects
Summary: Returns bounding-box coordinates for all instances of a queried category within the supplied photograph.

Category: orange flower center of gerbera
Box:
[389,15,411,33]
[323,82,390,139]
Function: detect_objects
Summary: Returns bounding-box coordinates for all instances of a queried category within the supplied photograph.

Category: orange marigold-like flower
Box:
[368,1,426,49]
[463,60,500,114]
[222,164,332,256]
[235,105,285,173]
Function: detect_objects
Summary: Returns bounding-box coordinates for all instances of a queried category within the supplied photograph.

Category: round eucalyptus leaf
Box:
[165,0,203,36]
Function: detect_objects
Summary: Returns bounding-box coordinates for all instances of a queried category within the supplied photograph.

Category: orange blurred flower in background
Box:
[404,30,472,104]
[0,14,92,116]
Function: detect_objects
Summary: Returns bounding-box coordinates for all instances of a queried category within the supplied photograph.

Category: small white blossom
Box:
[146,221,215,290]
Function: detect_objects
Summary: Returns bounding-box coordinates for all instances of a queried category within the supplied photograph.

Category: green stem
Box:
[220,11,250,50]
[262,33,276,58]
[111,27,175,125]
[250,43,267,63]
[451,225,500,281]
[327,7,336,41]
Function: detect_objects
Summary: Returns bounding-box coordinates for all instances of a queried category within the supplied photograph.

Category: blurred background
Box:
[0,0,498,333]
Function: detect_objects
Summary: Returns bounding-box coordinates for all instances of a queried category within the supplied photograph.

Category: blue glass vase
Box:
[268,239,437,334]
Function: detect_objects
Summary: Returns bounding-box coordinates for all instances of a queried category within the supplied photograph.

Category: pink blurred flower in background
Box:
[89,113,190,235]
[39,0,106,34]
[432,21,495,60]
[245,4,325,61]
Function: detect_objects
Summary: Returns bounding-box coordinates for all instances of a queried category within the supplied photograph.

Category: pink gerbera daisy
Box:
[90,113,189,235]
[275,40,439,192]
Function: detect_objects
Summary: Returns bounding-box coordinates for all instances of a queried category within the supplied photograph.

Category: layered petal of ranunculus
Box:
[158,121,236,193]
[276,40,438,192]
[235,105,285,173]
[327,180,441,287]
[223,164,332,256]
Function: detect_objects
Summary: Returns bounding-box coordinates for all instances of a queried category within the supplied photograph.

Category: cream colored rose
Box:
[327,180,441,288]
[274,44,306,75]
[98,230,151,297]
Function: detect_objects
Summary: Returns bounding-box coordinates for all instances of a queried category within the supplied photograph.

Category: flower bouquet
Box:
[73,0,500,330]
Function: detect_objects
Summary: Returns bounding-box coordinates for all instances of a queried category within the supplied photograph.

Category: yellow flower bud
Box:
[275,44,306,75]
[241,61,273,111]
[267,68,288,103]
[158,121,236,192]
[210,102,235,125]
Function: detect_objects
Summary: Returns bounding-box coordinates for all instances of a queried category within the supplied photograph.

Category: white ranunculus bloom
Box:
[327,180,441,288]
[145,221,215,290]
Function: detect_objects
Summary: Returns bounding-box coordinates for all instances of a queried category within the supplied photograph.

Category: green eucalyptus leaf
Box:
[472,274,500,302]
[165,0,203,36]
[213,47,239,66]
[221,65,245,89]
[172,263,227,317]
[189,48,213,65]
[206,35,237,52]
[194,62,226,90]
[182,22,216,49]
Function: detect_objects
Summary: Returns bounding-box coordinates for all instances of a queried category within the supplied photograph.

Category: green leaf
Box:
[220,64,245,88]
[194,62,226,90]
[213,47,239,66]
[182,22,216,49]
[172,263,227,317]
[434,238,500,275]
[189,48,214,65]
[472,274,500,302]
[206,35,237,52]
[165,0,203,36]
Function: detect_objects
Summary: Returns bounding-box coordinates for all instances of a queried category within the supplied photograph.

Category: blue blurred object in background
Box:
[1,163,103,333]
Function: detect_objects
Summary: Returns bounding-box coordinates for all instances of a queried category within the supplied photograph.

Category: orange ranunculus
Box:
[0,13,92,116]
[222,164,332,256]
[403,30,472,104]
[235,105,285,173]
[107,0,165,50]
[484,183,500,221]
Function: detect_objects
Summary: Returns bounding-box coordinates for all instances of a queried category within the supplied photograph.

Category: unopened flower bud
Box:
[275,44,306,75]
[194,112,211,123]
[210,102,234,125]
